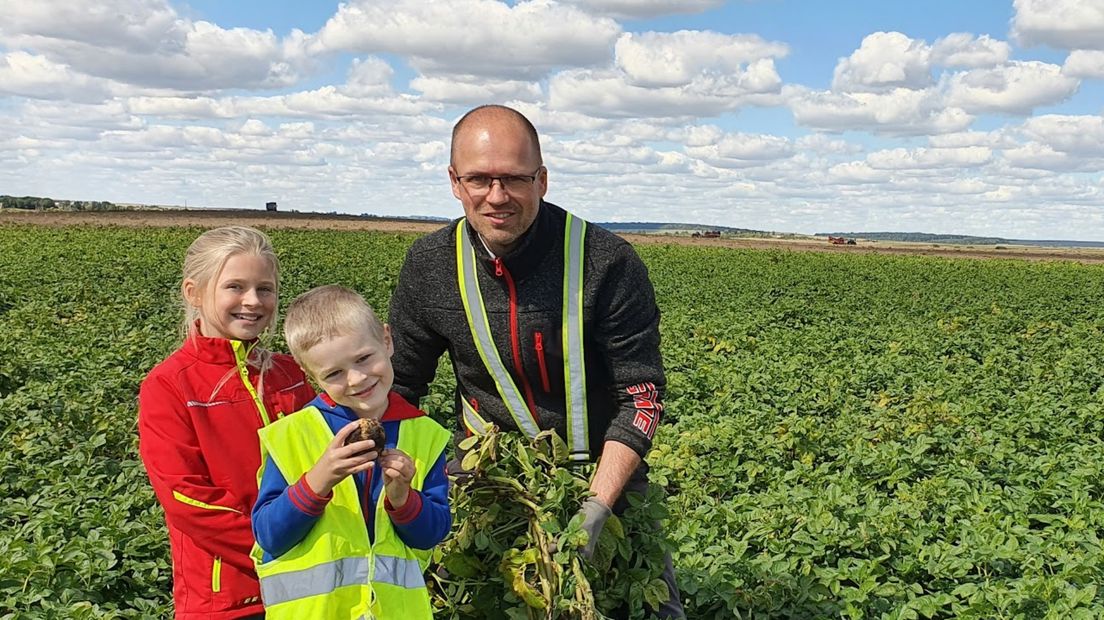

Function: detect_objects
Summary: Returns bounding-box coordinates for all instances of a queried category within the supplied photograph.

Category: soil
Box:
[3,208,1103,264]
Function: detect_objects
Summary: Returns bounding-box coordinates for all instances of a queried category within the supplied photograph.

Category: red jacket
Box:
[138,332,315,619]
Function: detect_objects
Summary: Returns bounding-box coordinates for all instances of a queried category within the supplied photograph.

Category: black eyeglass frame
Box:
[453,166,544,193]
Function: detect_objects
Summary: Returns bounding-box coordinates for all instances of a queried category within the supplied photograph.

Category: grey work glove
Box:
[445,457,474,483]
[578,497,613,560]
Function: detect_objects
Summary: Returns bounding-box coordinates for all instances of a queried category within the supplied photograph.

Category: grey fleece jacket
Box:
[388,200,665,461]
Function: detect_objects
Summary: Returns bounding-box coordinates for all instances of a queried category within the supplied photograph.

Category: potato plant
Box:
[1,223,1103,618]
[429,427,671,620]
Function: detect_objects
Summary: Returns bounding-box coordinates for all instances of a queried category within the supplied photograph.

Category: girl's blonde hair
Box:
[179,225,280,398]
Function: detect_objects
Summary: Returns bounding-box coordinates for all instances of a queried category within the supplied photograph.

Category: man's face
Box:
[450,118,547,256]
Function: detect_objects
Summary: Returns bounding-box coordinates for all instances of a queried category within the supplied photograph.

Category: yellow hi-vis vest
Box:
[456,213,591,461]
[251,406,451,619]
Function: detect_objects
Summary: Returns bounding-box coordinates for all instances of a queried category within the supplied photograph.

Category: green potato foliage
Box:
[428,427,672,620]
[2,223,1103,618]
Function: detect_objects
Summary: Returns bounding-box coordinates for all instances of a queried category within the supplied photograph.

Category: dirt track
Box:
[3,209,1103,264]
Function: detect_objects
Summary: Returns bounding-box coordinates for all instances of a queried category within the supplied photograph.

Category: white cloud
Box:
[310,0,620,80]
[549,30,785,118]
[344,57,395,97]
[866,146,992,170]
[795,134,863,155]
[0,0,310,91]
[0,51,111,102]
[410,75,543,105]
[550,61,783,118]
[928,130,1016,149]
[615,31,787,88]
[504,102,615,135]
[0,0,179,53]
[1004,142,1080,171]
[239,119,271,136]
[16,100,145,135]
[368,141,447,164]
[1063,50,1104,79]
[1018,114,1104,157]
[684,133,795,168]
[789,86,974,135]
[827,162,893,184]
[1011,0,1104,51]
[832,32,932,92]
[546,139,665,177]
[123,86,435,120]
[945,61,1079,115]
[560,0,724,18]
[931,33,1010,68]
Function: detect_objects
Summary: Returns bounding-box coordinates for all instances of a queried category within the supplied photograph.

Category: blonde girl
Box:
[138,226,315,620]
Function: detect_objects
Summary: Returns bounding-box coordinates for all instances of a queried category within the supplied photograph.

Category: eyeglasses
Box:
[455,167,543,194]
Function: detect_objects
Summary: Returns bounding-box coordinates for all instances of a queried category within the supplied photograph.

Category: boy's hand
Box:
[379,449,415,509]
[304,420,379,497]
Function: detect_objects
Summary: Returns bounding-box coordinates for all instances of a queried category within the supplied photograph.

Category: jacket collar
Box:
[181,323,258,365]
[314,391,425,423]
[466,200,555,282]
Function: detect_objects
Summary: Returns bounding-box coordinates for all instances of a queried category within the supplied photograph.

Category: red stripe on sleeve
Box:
[384,490,422,525]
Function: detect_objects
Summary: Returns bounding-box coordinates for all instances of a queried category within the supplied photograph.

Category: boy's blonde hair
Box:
[180,225,280,340]
[284,285,387,369]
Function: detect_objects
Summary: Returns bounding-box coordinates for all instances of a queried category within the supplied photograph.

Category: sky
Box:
[1,1,1103,241]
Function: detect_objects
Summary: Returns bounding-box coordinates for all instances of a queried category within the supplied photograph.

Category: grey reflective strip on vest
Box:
[563,213,589,460]
[259,556,369,605]
[374,554,425,589]
[456,222,542,438]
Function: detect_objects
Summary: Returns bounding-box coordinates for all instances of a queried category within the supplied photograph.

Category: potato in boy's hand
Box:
[344,418,386,457]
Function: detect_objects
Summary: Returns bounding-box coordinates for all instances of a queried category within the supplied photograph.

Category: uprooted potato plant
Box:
[428,427,673,620]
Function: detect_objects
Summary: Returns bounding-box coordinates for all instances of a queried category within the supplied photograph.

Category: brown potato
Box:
[345,418,385,456]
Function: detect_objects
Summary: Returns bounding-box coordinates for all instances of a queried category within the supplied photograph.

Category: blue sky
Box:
[1,0,1103,240]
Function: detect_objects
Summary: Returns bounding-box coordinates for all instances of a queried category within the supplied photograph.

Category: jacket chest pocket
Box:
[267,380,310,421]
[528,319,562,395]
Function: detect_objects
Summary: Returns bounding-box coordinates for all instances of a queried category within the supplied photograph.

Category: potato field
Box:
[1,223,1103,619]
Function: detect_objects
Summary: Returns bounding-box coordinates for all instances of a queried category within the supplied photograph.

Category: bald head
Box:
[450,105,542,167]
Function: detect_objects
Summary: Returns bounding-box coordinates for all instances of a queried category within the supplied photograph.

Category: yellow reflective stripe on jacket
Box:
[455,215,590,460]
[562,213,589,461]
[171,490,242,513]
[456,221,541,438]
[254,407,450,619]
[212,557,222,593]
[232,340,271,427]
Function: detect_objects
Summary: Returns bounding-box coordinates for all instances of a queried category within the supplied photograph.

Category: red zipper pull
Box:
[534,331,551,393]
[494,258,503,277]
[470,397,479,412]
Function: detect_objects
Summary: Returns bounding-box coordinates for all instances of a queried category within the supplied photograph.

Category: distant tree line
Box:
[0,195,117,211]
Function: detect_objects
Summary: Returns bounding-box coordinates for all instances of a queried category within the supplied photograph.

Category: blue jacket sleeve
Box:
[251,455,327,560]
[391,452,451,550]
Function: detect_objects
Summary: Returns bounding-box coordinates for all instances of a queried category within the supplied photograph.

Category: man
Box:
[388,104,684,618]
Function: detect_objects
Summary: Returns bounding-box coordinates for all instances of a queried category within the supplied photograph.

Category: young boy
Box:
[251,285,451,619]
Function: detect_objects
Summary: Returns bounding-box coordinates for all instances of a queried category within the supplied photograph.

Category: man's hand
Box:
[578,497,613,560]
[445,456,474,483]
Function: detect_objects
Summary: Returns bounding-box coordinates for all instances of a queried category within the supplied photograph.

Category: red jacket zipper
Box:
[534,331,551,393]
[493,258,540,419]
